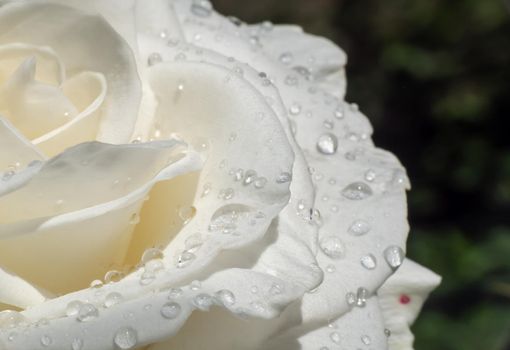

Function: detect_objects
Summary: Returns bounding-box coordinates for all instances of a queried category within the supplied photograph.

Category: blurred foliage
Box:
[213,0,510,349]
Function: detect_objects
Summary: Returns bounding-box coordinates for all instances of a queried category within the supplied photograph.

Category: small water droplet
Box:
[65,301,83,317]
[40,335,52,347]
[104,270,124,284]
[330,332,341,344]
[201,182,212,197]
[361,335,372,345]
[346,292,356,306]
[341,182,373,200]
[215,289,236,306]
[325,264,336,273]
[316,133,338,155]
[276,172,292,183]
[77,303,99,322]
[1,170,15,181]
[139,271,156,285]
[289,103,302,116]
[254,177,267,189]
[384,246,405,270]
[356,287,369,307]
[323,119,334,129]
[0,311,26,328]
[190,0,212,17]
[147,52,162,66]
[243,170,257,186]
[364,169,376,182]
[293,66,311,80]
[360,254,377,270]
[284,75,298,86]
[334,106,344,119]
[178,206,196,224]
[168,288,183,298]
[384,328,392,337]
[319,236,345,259]
[114,327,138,349]
[348,220,371,236]
[71,338,84,350]
[218,188,235,200]
[193,294,213,310]
[161,302,182,319]
[129,213,140,225]
[175,251,196,268]
[279,52,293,65]
[141,247,164,264]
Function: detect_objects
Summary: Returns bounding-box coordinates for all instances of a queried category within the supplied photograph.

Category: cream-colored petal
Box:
[0,141,201,295]
[0,116,44,172]
[33,71,107,157]
[0,267,50,309]
[377,259,441,350]
[0,56,78,139]
[0,2,141,143]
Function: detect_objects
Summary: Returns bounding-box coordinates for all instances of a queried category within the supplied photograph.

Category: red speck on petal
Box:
[399,294,411,304]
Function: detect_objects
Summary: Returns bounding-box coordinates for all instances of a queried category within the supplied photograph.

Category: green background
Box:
[212,1,510,349]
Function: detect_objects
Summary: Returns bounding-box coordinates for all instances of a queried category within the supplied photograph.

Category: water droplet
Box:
[360,254,377,270]
[323,119,334,129]
[175,251,196,268]
[276,172,292,183]
[269,283,283,295]
[254,177,267,189]
[284,75,298,86]
[350,103,359,112]
[159,29,168,39]
[139,271,156,285]
[201,182,212,197]
[35,318,49,327]
[167,37,180,47]
[103,292,123,308]
[232,168,244,181]
[384,246,405,270]
[348,220,371,236]
[215,289,236,306]
[147,52,162,66]
[293,66,311,80]
[141,247,164,264]
[279,52,293,65]
[325,264,336,273]
[361,335,372,345]
[2,170,15,181]
[319,236,345,259]
[65,301,83,317]
[330,332,341,344]
[114,327,138,349]
[190,0,212,17]
[243,169,257,186]
[289,103,302,116]
[104,270,124,284]
[77,303,99,322]
[161,302,182,319]
[0,311,26,328]
[316,133,338,155]
[356,287,369,307]
[341,182,373,200]
[40,335,52,347]
[193,294,213,310]
[364,169,376,182]
[384,328,391,337]
[178,206,196,224]
[71,338,84,350]
[334,106,344,119]
[218,188,235,200]
[346,292,356,306]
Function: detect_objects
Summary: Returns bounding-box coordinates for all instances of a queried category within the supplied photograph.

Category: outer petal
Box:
[0,267,49,309]
[0,2,141,144]
[377,259,441,350]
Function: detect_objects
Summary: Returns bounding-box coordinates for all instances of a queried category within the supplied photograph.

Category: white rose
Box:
[0,1,441,349]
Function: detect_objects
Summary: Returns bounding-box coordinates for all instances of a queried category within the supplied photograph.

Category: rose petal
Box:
[260,297,388,350]
[0,267,51,310]
[0,141,201,295]
[377,259,441,350]
[0,2,141,143]
[0,117,44,172]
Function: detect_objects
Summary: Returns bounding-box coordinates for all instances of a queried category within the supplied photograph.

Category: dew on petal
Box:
[316,133,338,155]
[147,52,162,66]
[161,302,182,319]
[319,236,345,259]
[40,335,52,347]
[360,254,377,270]
[215,289,236,306]
[190,0,212,17]
[341,182,373,200]
[114,327,138,349]
[104,292,123,308]
[71,338,84,350]
[348,220,371,236]
[384,246,405,270]
[77,303,99,322]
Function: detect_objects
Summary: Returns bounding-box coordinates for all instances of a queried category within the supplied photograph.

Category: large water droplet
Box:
[65,301,83,317]
[77,303,99,322]
[190,0,212,17]
[141,247,164,264]
[348,220,371,236]
[104,292,123,308]
[215,289,236,306]
[384,246,405,270]
[341,182,373,200]
[319,236,345,259]
[360,254,377,270]
[316,133,338,155]
[114,327,138,349]
[193,294,213,311]
[161,302,182,319]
